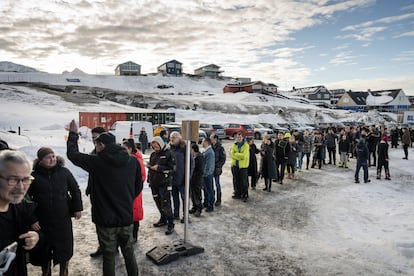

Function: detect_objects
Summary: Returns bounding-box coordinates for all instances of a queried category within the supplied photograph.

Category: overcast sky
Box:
[1,0,414,94]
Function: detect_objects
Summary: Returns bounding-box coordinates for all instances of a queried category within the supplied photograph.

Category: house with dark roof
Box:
[157,60,182,76]
[366,89,410,112]
[336,91,369,111]
[290,85,332,107]
[337,89,410,112]
[115,61,141,76]
[194,64,223,78]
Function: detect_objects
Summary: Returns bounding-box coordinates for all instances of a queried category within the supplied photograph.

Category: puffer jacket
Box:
[28,156,82,264]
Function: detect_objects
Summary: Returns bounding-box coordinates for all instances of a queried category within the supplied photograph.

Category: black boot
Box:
[90,247,103,258]
[263,179,268,191]
[165,223,175,235]
[268,180,272,192]
[215,192,221,206]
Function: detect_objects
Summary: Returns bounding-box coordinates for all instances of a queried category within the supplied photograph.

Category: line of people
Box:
[147,132,227,235]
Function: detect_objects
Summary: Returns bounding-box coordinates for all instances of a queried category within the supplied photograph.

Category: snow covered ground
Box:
[1,82,413,275]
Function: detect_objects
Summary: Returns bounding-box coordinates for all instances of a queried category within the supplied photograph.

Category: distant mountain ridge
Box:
[0,61,38,73]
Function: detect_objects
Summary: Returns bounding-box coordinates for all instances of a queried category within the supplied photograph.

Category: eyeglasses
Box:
[0,175,34,187]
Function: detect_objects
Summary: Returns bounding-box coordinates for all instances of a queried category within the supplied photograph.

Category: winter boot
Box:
[338,161,342,167]
[345,161,349,168]
[376,169,381,180]
[165,223,175,235]
[263,179,268,191]
[215,192,221,207]
[268,180,272,192]
[385,171,391,180]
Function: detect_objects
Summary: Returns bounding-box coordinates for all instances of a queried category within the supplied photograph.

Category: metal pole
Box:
[183,121,191,243]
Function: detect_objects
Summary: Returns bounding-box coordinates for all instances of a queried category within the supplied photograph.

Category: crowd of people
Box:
[0,121,412,276]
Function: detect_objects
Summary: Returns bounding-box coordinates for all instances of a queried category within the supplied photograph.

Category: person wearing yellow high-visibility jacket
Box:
[230,132,250,202]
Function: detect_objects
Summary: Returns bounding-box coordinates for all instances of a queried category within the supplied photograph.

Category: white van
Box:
[109,121,153,147]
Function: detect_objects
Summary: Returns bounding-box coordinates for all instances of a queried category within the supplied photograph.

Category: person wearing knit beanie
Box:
[37,147,54,161]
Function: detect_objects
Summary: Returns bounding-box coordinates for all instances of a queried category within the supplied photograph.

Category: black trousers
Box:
[232,166,248,198]
[150,185,174,225]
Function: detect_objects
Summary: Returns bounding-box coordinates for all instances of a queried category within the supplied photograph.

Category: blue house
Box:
[157,60,182,76]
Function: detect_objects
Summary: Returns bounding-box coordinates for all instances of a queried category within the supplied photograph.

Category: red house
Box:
[223,81,276,94]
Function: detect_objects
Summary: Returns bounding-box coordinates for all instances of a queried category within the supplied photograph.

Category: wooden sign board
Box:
[181,120,199,142]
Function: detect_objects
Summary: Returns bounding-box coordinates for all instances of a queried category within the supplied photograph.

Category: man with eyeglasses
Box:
[0,150,40,276]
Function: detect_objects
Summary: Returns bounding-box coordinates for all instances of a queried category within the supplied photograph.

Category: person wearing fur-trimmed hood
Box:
[28,147,83,275]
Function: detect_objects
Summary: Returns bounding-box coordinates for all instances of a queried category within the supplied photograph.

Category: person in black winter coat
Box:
[28,147,83,276]
[138,128,148,154]
[325,128,338,165]
[260,135,277,192]
[274,132,290,184]
[354,132,370,184]
[67,120,142,276]
[338,134,351,168]
[366,126,380,166]
[390,126,399,149]
[247,137,259,189]
[147,136,176,235]
[211,134,226,207]
[377,136,391,180]
[0,150,40,276]
[311,132,324,169]
[169,131,194,219]
[189,143,204,217]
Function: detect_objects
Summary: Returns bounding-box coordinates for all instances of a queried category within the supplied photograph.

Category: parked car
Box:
[252,123,274,140]
[223,123,254,139]
[259,122,289,135]
[294,123,315,133]
[199,123,226,139]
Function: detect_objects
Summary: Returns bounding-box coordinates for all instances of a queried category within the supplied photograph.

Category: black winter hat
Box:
[0,140,9,151]
[95,132,116,145]
[37,147,54,160]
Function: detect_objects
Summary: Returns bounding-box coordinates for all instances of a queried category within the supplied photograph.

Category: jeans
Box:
[96,224,138,276]
[172,185,185,217]
[297,152,303,169]
[213,175,222,194]
[204,175,215,208]
[355,160,369,182]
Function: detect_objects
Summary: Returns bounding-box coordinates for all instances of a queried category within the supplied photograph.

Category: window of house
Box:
[317,94,322,99]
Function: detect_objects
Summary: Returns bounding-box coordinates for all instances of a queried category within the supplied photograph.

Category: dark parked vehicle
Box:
[223,123,254,139]
[259,122,289,135]
[199,123,226,139]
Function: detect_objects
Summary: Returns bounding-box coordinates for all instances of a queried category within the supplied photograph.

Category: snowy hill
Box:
[0,62,394,126]
[0,61,38,73]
